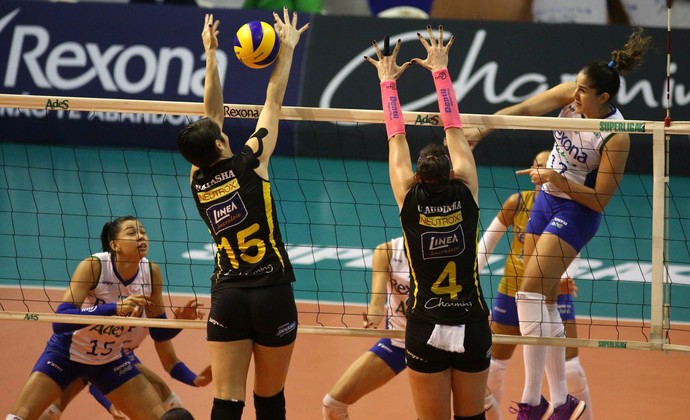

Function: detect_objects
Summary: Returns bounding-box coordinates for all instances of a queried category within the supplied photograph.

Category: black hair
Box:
[100,216,138,253]
[161,407,194,420]
[177,118,224,169]
[415,143,451,192]
[580,27,654,102]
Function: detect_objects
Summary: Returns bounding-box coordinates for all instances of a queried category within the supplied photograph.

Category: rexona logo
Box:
[0,8,227,96]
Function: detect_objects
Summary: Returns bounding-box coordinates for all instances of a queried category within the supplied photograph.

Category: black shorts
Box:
[404,317,492,374]
[207,283,298,347]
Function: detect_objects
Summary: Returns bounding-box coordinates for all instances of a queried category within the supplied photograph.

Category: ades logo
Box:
[206,192,248,235]
[421,225,465,260]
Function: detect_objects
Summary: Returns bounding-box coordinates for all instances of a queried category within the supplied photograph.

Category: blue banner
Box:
[0,1,309,153]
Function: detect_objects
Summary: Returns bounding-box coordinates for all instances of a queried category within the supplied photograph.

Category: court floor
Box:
[2,301,690,419]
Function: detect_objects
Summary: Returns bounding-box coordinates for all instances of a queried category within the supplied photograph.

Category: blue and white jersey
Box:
[387,236,410,349]
[50,252,153,365]
[543,102,624,199]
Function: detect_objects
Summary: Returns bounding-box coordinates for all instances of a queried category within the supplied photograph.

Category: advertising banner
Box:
[0,1,308,153]
[299,14,690,174]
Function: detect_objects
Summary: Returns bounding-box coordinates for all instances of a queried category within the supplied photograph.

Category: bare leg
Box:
[10,372,63,420]
[408,369,452,420]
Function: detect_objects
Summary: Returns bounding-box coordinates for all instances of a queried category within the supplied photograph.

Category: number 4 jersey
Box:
[400,181,489,325]
[190,146,294,289]
[48,252,152,365]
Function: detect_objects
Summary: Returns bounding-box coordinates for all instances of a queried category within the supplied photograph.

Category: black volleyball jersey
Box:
[400,180,488,325]
[190,146,294,288]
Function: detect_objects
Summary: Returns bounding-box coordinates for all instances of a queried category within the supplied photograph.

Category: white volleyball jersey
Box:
[122,320,149,354]
[68,252,153,365]
[387,236,410,348]
[542,103,623,199]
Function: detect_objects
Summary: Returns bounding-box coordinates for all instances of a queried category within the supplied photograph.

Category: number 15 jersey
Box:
[190,146,294,289]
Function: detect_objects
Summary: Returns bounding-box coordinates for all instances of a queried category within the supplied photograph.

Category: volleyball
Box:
[233,21,281,69]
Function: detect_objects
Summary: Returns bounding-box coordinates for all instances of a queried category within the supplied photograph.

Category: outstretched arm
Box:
[465,82,576,145]
[364,37,414,209]
[412,25,478,202]
[202,14,224,129]
[250,8,310,179]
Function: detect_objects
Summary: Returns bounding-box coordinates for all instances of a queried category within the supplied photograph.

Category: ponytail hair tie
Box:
[607,60,616,69]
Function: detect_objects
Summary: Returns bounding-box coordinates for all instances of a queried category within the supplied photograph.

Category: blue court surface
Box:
[1,143,689,323]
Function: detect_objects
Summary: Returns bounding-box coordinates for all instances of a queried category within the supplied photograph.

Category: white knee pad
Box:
[487,358,509,404]
[516,292,549,336]
[7,415,26,420]
[164,392,184,411]
[322,394,349,420]
[37,403,62,420]
[565,357,589,395]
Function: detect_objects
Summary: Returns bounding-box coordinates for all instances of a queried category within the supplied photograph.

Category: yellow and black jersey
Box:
[191,145,294,288]
[400,180,489,325]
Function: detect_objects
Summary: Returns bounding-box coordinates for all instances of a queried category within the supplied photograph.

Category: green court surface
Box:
[1,143,689,323]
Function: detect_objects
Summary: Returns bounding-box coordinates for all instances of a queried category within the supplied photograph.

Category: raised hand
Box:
[273,7,310,50]
[410,25,455,72]
[364,36,413,82]
[202,14,220,53]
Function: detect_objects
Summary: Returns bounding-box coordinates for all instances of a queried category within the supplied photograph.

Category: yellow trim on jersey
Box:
[263,180,285,270]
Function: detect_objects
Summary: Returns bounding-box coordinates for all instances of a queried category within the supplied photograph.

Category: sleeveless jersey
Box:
[190,146,294,288]
[400,180,489,325]
[497,190,537,297]
[543,102,623,199]
[386,236,410,348]
[50,252,153,365]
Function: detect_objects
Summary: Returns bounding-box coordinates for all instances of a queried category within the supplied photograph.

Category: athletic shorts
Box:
[526,192,601,252]
[207,283,298,347]
[492,292,577,327]
[32,348,140,395]
[404,317,491,374]
[369,338,407,374]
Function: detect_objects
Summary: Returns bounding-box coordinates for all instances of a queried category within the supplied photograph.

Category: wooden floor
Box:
[2,316,690,419]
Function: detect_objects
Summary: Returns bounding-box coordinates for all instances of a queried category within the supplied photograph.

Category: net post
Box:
[650,122,668,349]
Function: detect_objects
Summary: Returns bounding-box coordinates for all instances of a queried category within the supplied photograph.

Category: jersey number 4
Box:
[430,261,463,300]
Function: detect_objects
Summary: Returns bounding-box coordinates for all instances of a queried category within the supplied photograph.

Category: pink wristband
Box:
[432,68,462,129]
[380,80,406,139]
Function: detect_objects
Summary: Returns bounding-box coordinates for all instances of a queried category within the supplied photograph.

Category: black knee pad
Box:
[211,398,244,420]
[455,412,486,420]
[254,389,286,420]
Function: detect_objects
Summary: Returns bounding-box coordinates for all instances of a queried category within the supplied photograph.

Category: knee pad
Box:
[254,389,286,420]
[38,403,62,420]
[516,292,548,337]
[322,394,349,420]
[163,392,184,411]
[454,413,486,419]
[565,357,589,395]
[211,398,244,420]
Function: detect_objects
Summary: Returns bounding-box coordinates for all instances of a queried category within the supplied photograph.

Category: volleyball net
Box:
[1,93,689,352]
